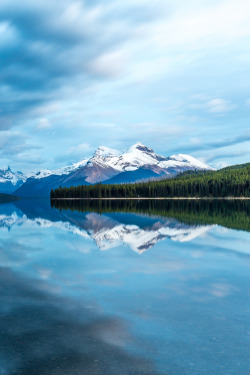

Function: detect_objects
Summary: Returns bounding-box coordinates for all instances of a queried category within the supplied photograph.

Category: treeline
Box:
[51,163,250,199]
[0,193,19,203]
[51,199,250,232]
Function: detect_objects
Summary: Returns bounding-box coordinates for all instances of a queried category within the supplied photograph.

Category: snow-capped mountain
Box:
[0,166,27,194]
[13,142,214,197]
[30,158,89,179]
[80,142,213,183]
[0,160,89,194]
[85,213,214,253]
[0,207,214,253]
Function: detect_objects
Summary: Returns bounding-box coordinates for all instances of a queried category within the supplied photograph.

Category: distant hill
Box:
[51,162,250,199]
[0,193,19,203]
[220,162,250,171]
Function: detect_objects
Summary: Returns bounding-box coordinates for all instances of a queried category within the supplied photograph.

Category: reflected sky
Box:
[0,200,249,374]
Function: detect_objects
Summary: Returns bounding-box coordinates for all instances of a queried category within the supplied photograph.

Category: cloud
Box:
[0,0,156,129]
[91,122,117,128]
[0,131,41,157]
[207,98,235,114]
[149,0,250,49]
[190,137,202,145]
[189,97,236,115]
[88,50,128,78]
[205,150,249,164]
[66,142,92,158]
[214,161,230,169]
[180,131,250,155]
[0,20,19,47]
[36,118,51,131]
[0,0,250,171]
[0,267,156,375]
[205,132,250,149]
[209,283,235,298]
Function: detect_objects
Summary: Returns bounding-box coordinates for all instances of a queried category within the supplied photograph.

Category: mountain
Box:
[0,160,89,195]
[2,199,248,251]
[0,166,27,194]
[14,142,214,197]
[0,201,214,253]
[30,158,89,179]
[84,213,213,253]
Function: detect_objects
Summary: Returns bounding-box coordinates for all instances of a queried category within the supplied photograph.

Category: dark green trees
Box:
[51,163,250,199]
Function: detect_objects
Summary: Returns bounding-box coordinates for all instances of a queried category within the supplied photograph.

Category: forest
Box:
[51,198,250,232]
[51,163,250,199]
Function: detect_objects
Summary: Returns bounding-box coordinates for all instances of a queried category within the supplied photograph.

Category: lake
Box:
[0,199,249,375]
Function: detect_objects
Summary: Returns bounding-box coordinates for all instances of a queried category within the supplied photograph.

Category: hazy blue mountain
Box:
[0,166,27,194]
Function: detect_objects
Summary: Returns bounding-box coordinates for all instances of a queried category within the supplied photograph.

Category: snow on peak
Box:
[5,142,215,186]
[84,213,215,253]
[127,142,160,156]
[114,142,166,171]
[0,166,27,185]
[127,141,150,151]
[167,154,215,170]
[83,142,214,174]
[30,158,89,179]
[94,146,121,157]
[0,210,216,254]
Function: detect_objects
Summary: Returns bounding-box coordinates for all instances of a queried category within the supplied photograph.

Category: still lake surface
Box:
[0,199,249,375]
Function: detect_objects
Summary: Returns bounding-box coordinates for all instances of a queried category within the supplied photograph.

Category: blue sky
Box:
[0,0,250,173]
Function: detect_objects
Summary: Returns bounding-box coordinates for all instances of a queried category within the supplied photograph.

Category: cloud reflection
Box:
[0,267,156,375]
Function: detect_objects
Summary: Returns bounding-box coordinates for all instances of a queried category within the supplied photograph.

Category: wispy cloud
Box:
[189,97,236,115]
[0,0,249,171]
[207,99,236,114]
[185,132,250,153]
[36,118,51,131]
[66,143,92,158]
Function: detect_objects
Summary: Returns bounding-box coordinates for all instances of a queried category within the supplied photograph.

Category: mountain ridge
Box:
[1,142,214,196]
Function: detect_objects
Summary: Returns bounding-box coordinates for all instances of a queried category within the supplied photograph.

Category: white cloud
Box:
[36,118,51,131]
[209,283,234,298]
[66,142,92,157]
[207,98,235,113]
[1,0,250,171]
[190,137,201,145]
[214,161,229,169]
[0,21,19,47]
[91,122,117,128]
[149,0,250,49]
[188,97,236,115]
[89,50,128,78]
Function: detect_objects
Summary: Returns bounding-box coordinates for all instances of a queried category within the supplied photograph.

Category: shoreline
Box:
[51,197,250,200]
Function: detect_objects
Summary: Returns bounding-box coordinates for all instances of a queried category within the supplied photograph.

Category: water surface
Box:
[0,199,249,374]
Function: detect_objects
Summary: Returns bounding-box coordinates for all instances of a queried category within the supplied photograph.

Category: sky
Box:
[0,0,250,173]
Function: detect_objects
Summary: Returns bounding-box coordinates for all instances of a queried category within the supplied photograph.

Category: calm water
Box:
[0,199,249,375]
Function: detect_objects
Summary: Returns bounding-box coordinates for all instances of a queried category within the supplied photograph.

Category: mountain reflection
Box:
[0,199,249,253]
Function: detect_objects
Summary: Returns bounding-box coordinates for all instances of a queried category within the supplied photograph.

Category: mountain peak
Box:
[128,142,154,154]
[12,142,215,196]
[94,146,121,157]
[0,165,12,172]
[134,141,145,147]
